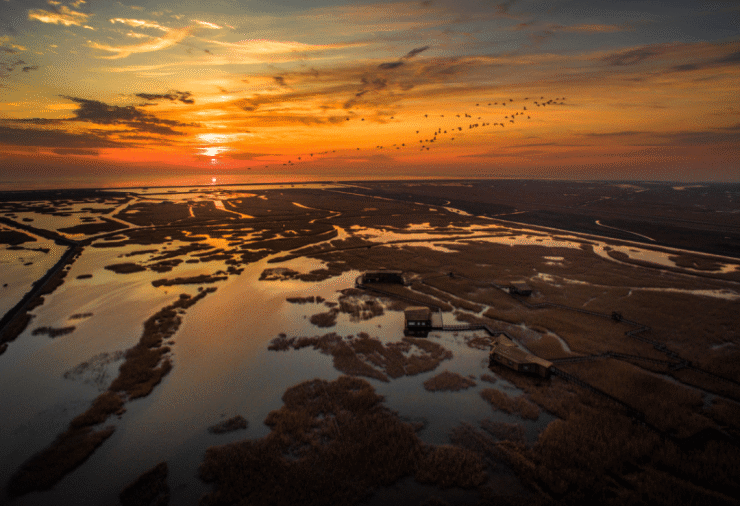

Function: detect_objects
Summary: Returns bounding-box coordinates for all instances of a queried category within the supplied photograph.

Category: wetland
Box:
[1,180,739,505]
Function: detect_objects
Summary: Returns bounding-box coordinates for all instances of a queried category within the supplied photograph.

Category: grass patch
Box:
[119,461,169,506]
[198,376,486,506]
[208,415,248,434]
[480,389,540,420]
[423,371,477,392]
[480,374,497,384]
[309,310,339,328]
[151,275,227,287]
[7,425,115,498]
[269,332,452,382]
[31,326,76,338]
[104,262,146,274]
[286,296,326,304]
[559,359,712,437]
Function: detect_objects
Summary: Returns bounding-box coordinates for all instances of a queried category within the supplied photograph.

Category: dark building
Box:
[508,283,532,296]
[361,270,406,285]
[404,307,432,337]
[489,343,552,378]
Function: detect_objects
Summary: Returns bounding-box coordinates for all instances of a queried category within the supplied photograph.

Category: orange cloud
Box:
[28,5,91,27]
[88,27,191,59]
[110,18,170,32]
[193,20,222,29]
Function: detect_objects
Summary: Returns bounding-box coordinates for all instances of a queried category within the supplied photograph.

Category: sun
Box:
[211,177,217,183]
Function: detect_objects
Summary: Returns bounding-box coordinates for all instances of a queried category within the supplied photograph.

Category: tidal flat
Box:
[0,181,739,505]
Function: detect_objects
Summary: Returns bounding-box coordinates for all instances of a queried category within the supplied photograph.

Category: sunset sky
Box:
[1,0,738,187]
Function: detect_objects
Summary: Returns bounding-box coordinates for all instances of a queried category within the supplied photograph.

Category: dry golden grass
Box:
[309,310,338,328]
[607,250,740,283]
[415,445,487,488]
[495,406,664,502]
[480,388,540,421]
[423,371,477,392]
[704,398,740,438]
[412,282,484,313]
[7,426,115,497]
[119,461,169,506]
[669,254,726,271]
[268,332,452,382]
[480,374,497,384]
[208,415,248,434]
[669,368,740,402]
[286,296,326,304]
[337,292,385,322]
[198,376,486,506]
[69,391,125,429]
[524,332,572,360]
[558,359,712,437]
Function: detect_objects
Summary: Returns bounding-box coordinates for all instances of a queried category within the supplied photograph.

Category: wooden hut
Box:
[489,344,552,378]
[361,270,406,285]
[404,307,432,337]
[508,283,532,296]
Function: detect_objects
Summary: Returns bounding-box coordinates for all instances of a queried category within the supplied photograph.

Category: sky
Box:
[0,0,739,187]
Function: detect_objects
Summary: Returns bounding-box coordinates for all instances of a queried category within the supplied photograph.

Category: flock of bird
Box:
[255,96,568,168]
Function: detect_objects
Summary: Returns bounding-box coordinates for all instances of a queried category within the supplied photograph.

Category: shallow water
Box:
[3,191,736,505]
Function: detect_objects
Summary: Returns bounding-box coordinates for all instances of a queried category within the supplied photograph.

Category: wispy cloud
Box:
[28,4,91,27]
[110,18,170,32]
[88,27,191,59]
[193,19,222,29]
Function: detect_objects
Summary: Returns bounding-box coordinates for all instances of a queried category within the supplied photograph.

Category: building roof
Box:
[492,345,553,369]
[405,307,431,321]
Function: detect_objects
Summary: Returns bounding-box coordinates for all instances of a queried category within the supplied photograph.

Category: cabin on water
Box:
[404,307,432,336]
[489,339,552,378]
[404,306,442,337]
[360,270,407,285]
[508,283,533,296]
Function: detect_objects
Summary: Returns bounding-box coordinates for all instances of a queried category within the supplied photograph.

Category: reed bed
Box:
[286,296,326,304]
[208,415,248,434]
[7,426,115,497]
[480,374,497,384]
[480,389,540,421]
[559,359,712,437]
[119,461,169,506]
[412,282,484,313]
[268,332,452,382]
[104,262,147,273]
[151,274,227,287]
[337,292,385,322]
[31,325,76,337]
[199,376,486,506]
[524,332,572,360]
[309,310,338,328]
[7,288,217,497]
[423,371,477,392]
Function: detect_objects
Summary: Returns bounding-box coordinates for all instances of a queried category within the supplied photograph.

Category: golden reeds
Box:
[208,415,248,434]
[423,371,477,392]
[199,376,487,506]
[119,461,169,506]
[480,389,540,420]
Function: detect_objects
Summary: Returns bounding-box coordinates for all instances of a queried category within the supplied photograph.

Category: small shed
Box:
[489,345,552,378]
[361,270,406,285]
[404,306,432,337]
[509,283,532,296]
